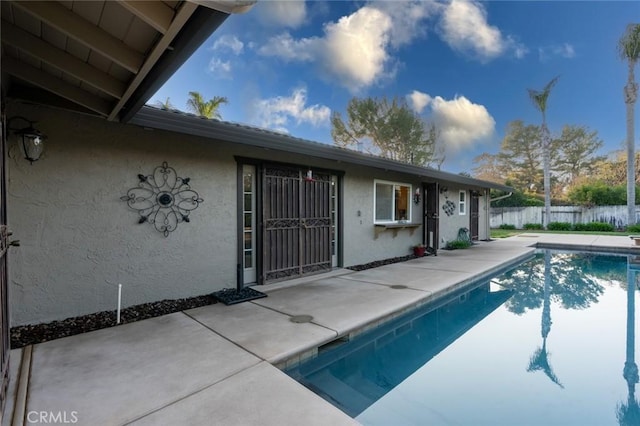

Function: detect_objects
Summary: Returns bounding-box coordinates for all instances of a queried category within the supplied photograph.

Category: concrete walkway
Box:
[3,234,638,426]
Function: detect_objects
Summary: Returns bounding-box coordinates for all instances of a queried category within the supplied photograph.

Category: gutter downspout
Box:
[487,192,513,237]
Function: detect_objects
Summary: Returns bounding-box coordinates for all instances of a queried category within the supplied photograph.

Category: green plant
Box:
[523,223,544,230]
[547,222,572,231]
[573,222,614,232]
[412,243,426,249]
[445,239,472,250]
[499,224,516,230]
[627,224,640,233]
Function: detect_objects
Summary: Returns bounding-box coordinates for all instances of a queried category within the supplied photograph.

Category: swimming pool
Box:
[286,250,640,425]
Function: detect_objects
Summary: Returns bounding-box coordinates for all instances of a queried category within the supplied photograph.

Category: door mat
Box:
[212,287,267,305]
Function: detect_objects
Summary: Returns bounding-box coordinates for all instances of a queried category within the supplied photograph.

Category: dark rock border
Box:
[11,294,217,349]
[12,254,432,348]
[347,254,425,271]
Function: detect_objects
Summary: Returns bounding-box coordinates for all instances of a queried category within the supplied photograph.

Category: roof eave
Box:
[130,106,513,192]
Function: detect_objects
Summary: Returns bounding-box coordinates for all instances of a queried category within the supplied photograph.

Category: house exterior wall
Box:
[6,103,491,326]
[438,185,474,245]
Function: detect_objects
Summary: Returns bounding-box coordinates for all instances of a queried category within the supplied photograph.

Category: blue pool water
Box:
[285,250,640,425]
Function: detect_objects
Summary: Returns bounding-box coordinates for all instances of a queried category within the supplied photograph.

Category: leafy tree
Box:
[619,24,640,226]
[154,97,175,110]
[567,181,640,206]
[331,96,443,167]
[528,76,560,229]
[553,125,605,183]
[186,91,228,119]
[490,188,544,207]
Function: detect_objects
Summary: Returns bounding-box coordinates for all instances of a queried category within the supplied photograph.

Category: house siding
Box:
[6,103,492,326]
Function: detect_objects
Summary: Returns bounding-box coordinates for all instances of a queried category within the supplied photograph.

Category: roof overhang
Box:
[131,106,514,192]
[1,1,254,123]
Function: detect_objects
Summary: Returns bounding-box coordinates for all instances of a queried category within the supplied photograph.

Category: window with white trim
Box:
[459,190,466,215]
[374,180,411,223]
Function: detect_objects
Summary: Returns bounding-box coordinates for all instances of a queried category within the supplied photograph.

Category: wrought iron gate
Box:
[424,182,439,254]
[262,165,332,282]
[470,191,480,241]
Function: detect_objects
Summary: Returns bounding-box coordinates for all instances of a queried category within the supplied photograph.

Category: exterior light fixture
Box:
[414,188,421,205]
[8,116,46,164]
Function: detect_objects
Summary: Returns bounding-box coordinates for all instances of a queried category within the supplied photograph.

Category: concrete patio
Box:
[3,234,638,426]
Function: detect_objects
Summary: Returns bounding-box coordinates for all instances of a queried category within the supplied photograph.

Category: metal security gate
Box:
[0,113,9,415]
[262,165,332,282]
[470,191,480,241]
[424,182,439,254]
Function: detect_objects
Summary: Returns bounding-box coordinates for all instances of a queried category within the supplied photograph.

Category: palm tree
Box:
[154,97,174,110]
[186,91,228,119]
[617,258,640,425]
[618,24,640,227]
[527,250,564,388]
[528,76,559,229]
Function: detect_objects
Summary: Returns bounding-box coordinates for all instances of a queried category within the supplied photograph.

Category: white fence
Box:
[490,205,638,229]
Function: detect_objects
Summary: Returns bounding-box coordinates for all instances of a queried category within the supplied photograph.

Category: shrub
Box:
[498,224,516,230]
[547,222,572,231]
[573,222,614,232]
[446,239,472,250]
[628,224,640,233]
[523,223,543,230]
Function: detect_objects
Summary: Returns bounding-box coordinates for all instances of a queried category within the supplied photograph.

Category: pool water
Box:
[285,251,640,426]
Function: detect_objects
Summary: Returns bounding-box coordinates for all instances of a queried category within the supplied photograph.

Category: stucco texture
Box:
[6,103,491,326]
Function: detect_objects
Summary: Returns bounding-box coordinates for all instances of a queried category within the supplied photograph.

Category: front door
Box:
[470,191,480,241]
[424,182,439,254]
[262,165,333,282]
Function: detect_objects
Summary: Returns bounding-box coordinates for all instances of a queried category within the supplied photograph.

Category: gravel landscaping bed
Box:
[11,294,217,349]
[11,254,428,348]
[346,254,426,271]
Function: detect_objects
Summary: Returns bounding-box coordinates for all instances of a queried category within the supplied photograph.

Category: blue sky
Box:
[152,1,639,174]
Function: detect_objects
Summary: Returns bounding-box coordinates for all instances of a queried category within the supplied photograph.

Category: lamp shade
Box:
[19,127,45,163]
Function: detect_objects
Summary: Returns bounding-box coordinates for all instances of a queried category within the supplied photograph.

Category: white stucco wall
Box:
[438,185,474,245]
[340,169,424,267]
[7,104,242,325]
[6,103,493,326]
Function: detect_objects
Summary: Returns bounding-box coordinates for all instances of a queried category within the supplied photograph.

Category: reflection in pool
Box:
[286,250,640,425]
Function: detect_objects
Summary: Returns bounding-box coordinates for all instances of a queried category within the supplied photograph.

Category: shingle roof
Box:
[131,106,513,192]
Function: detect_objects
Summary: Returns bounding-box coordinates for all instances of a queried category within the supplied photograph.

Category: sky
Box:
[151,1,639,174]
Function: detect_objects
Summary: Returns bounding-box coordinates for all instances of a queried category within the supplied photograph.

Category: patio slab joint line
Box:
[123,360,264,425]
[11,344,32,426]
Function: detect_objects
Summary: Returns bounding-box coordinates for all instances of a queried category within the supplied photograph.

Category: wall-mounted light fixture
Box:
[8,116,46,164]
[413,188,421,204]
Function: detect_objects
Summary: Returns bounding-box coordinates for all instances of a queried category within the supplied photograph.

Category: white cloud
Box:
[438,0,524,62]
[407,90,432,114]
[212,35,244,55]
[252,88,330,132]
[409,91,495,154]
[208,58,231,76]
[430,95,495,153]
[257,32,316,62]
[539,43,576,61]
[257,3,432,92]
[256,1,307,29]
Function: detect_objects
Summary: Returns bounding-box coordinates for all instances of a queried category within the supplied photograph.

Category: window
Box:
[374,180,411,223]
[459,190,466,215]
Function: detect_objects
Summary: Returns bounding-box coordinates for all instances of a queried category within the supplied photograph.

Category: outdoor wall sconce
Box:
[414,188,421,204]
[8,116,46,164]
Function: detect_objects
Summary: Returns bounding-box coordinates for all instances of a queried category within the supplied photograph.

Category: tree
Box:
[331,96,443,167]
[154,97,174,110]
[553,125,605,184]
[186,91,228,119]
[528,76,560,229]
[618,24,640,226]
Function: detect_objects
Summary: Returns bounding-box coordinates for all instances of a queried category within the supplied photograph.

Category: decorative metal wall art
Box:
[121,162,203,237]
